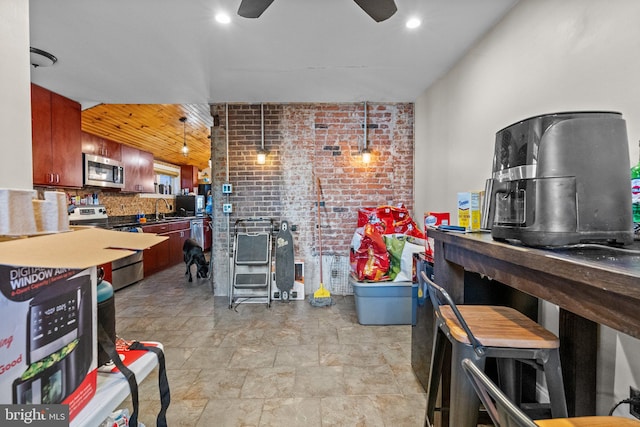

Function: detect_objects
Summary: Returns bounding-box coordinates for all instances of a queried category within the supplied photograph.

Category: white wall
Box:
[0,0,33,189]
[415,0,640,416]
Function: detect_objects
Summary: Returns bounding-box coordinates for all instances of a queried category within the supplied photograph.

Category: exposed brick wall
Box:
[209,103,414,296]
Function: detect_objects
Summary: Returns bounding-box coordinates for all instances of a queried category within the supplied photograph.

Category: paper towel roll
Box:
[0,189,37,235]
[33,199,57,233]
[44,191,69,232]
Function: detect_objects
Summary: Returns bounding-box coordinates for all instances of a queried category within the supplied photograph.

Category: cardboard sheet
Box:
[0,227,167,268]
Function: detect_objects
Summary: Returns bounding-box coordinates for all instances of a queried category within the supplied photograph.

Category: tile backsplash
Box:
[38,188,175,218]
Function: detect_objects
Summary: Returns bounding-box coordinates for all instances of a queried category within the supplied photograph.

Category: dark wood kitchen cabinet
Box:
[142,223,171,277]
[142,220,190,277]
[81,131,122,161]
[167,223,191,265]
[122,145,154,193]
[180,165,199,193]
[31,84,82,187]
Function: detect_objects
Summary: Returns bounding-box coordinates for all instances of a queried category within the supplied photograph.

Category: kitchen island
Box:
[429,228,640,420]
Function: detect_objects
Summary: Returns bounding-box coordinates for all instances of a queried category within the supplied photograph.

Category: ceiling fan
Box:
[238,0,397,22]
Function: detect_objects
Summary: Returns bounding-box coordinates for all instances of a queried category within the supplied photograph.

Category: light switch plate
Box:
[222,183,233,194]
[223,203,233,213]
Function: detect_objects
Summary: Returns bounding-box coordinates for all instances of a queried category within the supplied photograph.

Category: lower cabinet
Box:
[142,220,191,277]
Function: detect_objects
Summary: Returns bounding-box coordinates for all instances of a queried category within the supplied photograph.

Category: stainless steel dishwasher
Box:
[190,218,204,248]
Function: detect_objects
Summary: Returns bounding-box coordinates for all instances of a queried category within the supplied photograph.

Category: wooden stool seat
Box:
[440,305,560,348]
[535,417,640,426]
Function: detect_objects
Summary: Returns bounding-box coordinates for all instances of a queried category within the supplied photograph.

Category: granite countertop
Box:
[106,215,203,230]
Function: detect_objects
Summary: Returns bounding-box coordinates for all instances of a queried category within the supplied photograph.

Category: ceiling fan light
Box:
[215,13,231,24]
[406,17,421,29]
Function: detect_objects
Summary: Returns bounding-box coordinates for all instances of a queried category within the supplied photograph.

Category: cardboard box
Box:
[351,279,418,325]
[457,192,481,231]
[423,212,450,263]
[0,228,166,421]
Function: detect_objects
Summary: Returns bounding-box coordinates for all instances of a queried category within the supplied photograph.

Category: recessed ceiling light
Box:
[215,13,231,24]
[406,17,421,29]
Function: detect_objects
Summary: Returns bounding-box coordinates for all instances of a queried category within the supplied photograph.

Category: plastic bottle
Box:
[632,140,640,223]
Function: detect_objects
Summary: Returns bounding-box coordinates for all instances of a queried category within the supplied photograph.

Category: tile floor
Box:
[113,263,427,426]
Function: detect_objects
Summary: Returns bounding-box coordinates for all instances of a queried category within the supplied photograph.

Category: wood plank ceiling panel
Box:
[81,104,213,170]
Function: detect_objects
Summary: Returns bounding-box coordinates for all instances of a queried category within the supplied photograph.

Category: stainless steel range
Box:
[69,206,144,290]
[68,205,108,228]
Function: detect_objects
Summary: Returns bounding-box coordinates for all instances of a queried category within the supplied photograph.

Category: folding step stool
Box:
[229,218,273,308]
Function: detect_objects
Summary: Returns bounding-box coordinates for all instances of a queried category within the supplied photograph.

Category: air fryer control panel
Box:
[29,288,79,362]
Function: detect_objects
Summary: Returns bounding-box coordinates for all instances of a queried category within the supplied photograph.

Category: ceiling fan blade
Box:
[353,0,397,22]
[238,0,275,18]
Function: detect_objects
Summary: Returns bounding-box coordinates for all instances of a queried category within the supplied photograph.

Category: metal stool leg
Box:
[449,343,484,427]
[497,358,521,406]
[543,349,568,418]
[425,325,447,426]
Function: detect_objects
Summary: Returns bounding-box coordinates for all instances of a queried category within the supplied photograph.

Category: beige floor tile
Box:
[319,343,387,367]
[320,395,385,426]
[343,364,400,395]
[163,346,196,369]
[371,393,427,427]
[241,366,296,399]
[274,344,319,368]
[183,329,228,348]
[180,346,236,370]
[197,398,264,427]
[260,397,322,427]
[229,345,278,369]
[219,327,267,347]
[182,368,248,399]
[293,366,345,398]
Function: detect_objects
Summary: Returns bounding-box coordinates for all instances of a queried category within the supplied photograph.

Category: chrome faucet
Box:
[155,198,170,220]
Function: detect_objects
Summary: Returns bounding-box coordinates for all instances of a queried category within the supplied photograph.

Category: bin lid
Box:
[97,280,114,302]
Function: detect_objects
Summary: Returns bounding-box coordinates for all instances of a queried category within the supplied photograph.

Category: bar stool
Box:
[462,358,640,427]
[421,271,568,427]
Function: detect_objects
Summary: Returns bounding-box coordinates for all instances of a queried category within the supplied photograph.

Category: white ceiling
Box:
[29,0,518,109]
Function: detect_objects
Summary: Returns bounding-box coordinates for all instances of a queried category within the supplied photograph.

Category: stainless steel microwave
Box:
[83,154,124,188]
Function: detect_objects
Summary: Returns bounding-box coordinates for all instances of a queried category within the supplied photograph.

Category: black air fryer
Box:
[485,111,634,246]
[13,276,92,404]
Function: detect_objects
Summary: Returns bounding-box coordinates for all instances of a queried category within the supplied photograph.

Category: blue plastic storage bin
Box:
[351,279,418,325]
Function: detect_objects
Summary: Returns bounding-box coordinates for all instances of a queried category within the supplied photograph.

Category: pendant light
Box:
[257,103,267,164]
[361,101,371,164]
[180,116,189,157]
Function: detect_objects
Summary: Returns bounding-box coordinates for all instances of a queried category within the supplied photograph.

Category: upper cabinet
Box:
[180,165,199,193]
[121,145,154,193]
[81,131,122,161]
[31,84,82,188]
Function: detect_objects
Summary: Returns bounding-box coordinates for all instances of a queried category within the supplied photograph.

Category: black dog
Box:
[183,238,209,282]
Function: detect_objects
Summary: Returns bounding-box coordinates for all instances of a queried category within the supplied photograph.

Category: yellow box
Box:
[458,192,481,231]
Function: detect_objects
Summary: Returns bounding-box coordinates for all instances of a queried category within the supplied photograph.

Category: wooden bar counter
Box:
[430,228,640,418]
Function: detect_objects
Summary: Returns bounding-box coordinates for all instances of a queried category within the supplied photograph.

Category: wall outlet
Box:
[223,203,232,213]
[222,183,232,194]
[631,386,640,419]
